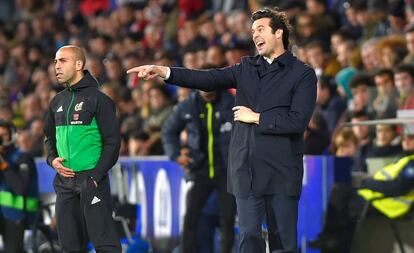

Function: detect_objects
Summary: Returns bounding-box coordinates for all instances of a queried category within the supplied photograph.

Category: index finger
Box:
[126,66,144,74]
[232,106,242,111]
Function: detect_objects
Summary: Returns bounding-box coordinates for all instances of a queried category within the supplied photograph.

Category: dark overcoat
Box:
[167,51,317,198]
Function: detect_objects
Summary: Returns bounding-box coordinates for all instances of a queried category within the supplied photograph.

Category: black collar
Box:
[250,50,294,68]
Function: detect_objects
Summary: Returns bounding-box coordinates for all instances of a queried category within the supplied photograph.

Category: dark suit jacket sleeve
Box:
[90,93,121,182]
[162,104,186,161]
[258,67,317,134]
[167,65,239,91]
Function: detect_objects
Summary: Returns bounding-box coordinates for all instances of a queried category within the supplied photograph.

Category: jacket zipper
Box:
[66,90,76,169]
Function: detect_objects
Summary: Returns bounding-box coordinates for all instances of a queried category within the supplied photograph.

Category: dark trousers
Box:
[0,216,26,253]
[53,171,121,253]
[182,176,236,253]
[196,213,220,253]
[236,193,299,253]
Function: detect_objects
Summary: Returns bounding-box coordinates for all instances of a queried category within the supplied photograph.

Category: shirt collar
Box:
[263,56,274,64]
[263,50,289,66]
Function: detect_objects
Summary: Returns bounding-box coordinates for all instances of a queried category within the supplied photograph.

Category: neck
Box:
[266,48,286,61]
[68,71,84,86]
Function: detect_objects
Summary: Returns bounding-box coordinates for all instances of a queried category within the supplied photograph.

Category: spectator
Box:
[374,35,407,69]
[128,130,150,156]
[305,41,340,78]
[394,64,414,109]
[349,110,373,172]
[206,45,227,68]
[403,25,414,65]
[304,112,330,155]
[372,68,398,119]
[306,0,338,35]
[348,73,375,115]
[315,76,347,135]
[86,54,107,84]
[27,117,45,157]
[367,124,401,158]
[103,56,126,88]
[335,66,357,100]
[360,38,380,73]
[331,127,358,157]
[336,39,358,68]
[143,84,173,155]
[294,12,322,46]
[388,0,406,35]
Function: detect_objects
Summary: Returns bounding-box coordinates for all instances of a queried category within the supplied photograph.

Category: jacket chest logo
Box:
[74,102,84,111]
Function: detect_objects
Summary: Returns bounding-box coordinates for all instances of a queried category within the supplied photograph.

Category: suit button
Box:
[268,124,274,128]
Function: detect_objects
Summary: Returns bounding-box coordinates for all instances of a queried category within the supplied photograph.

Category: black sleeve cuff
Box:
[258,111,276,133]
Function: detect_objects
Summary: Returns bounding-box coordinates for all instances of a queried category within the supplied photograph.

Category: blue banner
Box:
[35,155,351,249]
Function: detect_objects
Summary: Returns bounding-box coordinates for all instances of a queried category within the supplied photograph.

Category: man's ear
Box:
[76,60,83,71]
[276,29,283,39]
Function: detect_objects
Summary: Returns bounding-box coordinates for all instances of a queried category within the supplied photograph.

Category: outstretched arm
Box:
[127,64,239,91]
[127,65,169,80]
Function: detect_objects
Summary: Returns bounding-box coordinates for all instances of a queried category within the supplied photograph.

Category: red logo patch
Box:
[73,114,79,121]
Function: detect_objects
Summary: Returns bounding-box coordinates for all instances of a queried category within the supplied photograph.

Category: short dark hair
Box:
[349,73,372,89]
[251,8,292,49]
[394,64,414,78]
[374,68,394,81]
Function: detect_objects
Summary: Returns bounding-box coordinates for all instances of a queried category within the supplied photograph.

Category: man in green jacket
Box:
[44,45,121,253]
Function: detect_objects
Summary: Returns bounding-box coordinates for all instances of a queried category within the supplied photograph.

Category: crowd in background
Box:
[0,0,413,174]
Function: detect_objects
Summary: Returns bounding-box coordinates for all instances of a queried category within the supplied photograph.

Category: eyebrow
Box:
[252,25,265,33]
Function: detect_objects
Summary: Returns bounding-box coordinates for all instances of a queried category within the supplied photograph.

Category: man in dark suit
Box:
[127,8,317,253]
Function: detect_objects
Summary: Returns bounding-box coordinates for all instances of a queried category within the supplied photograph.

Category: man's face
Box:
[336,141,357,157]
[54,48,78,84]
[330,34,342,55]
[0,126,10,151]
[206,47,225,67]
[351,117,370,140]
[402,135,414,151]
[252,18,279,58]
[375,124,395,147]
[149,89,167,110]
[306,47,325,68]
[406,31,414,55]
[394,72,413,95]
[183,52,197,69]
[336,43,349,66]
[374,74,393,95]
[351,85,370,111]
